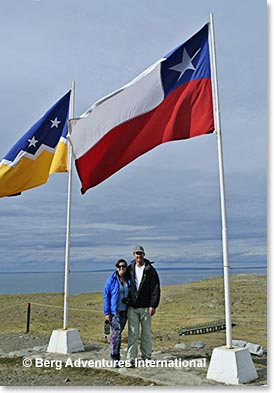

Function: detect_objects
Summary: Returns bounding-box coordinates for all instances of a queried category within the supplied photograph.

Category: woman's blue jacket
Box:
[103,271,131,315]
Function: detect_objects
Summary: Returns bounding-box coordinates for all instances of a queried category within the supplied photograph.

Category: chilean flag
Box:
[69,24,215,194]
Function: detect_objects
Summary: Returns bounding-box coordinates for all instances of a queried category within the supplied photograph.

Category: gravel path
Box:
[0,333,49,353]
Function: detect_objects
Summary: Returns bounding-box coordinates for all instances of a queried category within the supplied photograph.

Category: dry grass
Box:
[0,274,267,352]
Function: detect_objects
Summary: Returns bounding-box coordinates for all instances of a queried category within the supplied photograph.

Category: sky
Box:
[0,0,267,274]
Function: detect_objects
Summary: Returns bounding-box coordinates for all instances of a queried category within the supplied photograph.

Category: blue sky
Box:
[0,0,267,273]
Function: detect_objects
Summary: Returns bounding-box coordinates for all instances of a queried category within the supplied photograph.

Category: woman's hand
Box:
[105,314,112,322]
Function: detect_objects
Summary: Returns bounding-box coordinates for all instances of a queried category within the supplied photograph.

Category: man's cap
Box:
[133,245,145,254]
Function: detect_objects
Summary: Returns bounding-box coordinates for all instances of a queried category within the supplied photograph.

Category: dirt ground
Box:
[0,357,159,386]
[0,332,267,386]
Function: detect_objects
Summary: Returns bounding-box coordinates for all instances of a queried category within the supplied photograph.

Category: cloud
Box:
[0,0,266,279]
[72,222,154,233]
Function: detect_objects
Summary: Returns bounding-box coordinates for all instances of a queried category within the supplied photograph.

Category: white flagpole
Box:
[63,80,75,330]
[209,13,232,349]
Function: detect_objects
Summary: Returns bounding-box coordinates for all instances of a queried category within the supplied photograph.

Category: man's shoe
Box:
[126,359,135,368]
[141,357,155,366]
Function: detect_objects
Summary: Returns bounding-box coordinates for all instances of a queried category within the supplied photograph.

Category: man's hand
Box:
[149,307,156,316]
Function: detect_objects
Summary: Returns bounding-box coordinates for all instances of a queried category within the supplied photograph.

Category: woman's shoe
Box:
[111,354,120,367]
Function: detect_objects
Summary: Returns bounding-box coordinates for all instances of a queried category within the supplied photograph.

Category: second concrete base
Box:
[207,346,258,385]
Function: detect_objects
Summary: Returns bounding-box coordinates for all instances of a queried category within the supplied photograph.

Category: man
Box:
[126,245,161,365]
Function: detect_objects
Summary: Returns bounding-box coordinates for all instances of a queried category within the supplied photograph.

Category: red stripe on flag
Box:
[76,78,214,193]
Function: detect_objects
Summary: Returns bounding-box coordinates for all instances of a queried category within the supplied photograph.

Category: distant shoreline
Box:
[0,265,267,274]
[0,272,267,296]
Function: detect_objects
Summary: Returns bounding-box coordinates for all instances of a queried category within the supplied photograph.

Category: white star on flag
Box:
[28,136,38,148]
[50,117,61,128]
[169,47,201,80]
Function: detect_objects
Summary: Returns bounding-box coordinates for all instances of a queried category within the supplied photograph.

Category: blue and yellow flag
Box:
[0,91,71,198]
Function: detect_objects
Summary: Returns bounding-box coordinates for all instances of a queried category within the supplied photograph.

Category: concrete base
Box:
[47,329,84,354]
[207,346,258,385]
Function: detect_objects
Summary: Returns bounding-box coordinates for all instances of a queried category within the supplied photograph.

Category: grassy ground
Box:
[0,273,267,353]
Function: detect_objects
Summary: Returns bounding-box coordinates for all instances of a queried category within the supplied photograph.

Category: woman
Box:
[103,259,130,362]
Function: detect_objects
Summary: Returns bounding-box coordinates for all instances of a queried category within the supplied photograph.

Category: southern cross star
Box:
[169,47,201,81]
[50,117,61,128]
[27,136,38,148]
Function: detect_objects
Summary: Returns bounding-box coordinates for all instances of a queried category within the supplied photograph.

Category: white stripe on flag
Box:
[70,60,164,159]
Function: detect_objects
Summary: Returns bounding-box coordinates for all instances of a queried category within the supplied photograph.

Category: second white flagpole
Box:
[209,13,232,349]
[63,81,75,330]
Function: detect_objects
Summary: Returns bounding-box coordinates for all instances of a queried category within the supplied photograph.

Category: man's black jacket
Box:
[127,259,160,309]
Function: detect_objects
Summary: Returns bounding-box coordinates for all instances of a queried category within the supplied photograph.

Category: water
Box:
[0,265,266,295]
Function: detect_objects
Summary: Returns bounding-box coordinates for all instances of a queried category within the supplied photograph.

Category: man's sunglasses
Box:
[135,252,144,255]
